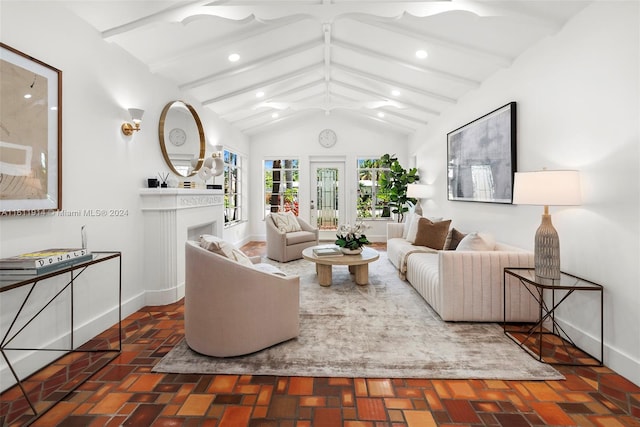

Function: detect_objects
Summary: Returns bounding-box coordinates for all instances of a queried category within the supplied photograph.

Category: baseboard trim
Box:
[145,283,184,306]
[556,317,640,386]
[0,291,145,393]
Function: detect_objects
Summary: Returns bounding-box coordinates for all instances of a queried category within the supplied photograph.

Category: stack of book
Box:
[312,246,343,257]
[0,248,93,276]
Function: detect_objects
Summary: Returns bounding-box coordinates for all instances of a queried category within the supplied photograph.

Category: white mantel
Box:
[140,189,223,305]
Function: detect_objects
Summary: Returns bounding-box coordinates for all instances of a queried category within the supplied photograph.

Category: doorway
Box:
[310,162,345,241]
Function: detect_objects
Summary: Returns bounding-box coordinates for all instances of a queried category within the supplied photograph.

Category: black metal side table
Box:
[0,251,122,424]
[503,267,603,366]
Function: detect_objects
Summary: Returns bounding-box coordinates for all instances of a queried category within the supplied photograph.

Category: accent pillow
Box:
[199,234,235,258]
[444,228,467,251]
[271,212,302,233]
[413,218,451,250]
[402,212,420,240]
[199,235,253,266]
[406,215,443,244]
[456,232,496,251]
[231,248,255,267]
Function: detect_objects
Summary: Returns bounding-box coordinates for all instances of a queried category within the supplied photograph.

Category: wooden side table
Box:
[503,267,603,366]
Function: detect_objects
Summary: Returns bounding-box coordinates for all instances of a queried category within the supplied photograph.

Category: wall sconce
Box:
[121,108,144,136]
[211,144,223,158]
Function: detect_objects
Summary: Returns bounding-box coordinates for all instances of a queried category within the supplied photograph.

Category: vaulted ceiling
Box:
[62,1,590,135]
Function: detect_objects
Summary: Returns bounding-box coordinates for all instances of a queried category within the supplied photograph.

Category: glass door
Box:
[310,162,345,241]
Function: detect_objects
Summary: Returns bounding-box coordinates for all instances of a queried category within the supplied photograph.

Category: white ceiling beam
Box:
[239,110,318,134]
[180,39,322,90]
[101,1,562,39]
[220,79,325,119]
[331,93,428,126]
[332,38,480,87]
[202,63,322,105]
[339,109,418,133]
[351,15,513,68]
[332,80,441,117]
[149,15,309,72]
[332,63,456,104]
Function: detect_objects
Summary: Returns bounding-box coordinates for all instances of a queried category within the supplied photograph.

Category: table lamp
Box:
[406,184,433,216]
[512,170,581,280]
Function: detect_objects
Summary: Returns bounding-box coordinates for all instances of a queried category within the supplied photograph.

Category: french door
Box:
[310,162,345,241]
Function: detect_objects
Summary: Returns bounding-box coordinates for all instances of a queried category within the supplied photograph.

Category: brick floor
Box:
[2,242,639,426]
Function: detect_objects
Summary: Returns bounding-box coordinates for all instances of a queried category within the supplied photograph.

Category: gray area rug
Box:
[154,253,562,380]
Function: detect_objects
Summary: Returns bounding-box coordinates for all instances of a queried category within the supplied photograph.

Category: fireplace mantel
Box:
[140,189,223,305]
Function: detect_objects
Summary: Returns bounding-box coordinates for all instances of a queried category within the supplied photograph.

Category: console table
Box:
[0,251,121,422]
[503,267,603,366]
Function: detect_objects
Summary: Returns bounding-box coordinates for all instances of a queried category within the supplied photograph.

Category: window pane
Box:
[264,158,299,217]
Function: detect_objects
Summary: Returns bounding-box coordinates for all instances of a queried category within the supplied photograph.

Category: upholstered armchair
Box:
[185,240,300,357]
[266,213,319,262]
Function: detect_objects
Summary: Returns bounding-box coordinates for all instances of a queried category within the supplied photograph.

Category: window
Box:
[264,159,299,217]
[357,158,390,219]
[224,149,242,225]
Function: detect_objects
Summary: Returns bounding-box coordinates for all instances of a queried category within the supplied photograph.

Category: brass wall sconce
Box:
[121,108,144,136]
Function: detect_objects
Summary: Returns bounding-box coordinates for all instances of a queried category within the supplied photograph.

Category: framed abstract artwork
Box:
[0,43,62,215]
[447,102,516,204]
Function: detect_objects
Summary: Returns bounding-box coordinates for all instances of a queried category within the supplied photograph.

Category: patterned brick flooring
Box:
[2,242,640,426]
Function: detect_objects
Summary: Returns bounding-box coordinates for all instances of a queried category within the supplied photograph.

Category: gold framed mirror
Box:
[158,100,205,177]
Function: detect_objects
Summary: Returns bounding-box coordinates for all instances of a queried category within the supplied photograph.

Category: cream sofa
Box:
[387,223,538,322]
[185,239,300,357]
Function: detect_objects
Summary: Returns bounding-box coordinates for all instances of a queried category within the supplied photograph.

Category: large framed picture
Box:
[0,43,62,215]
[447,102,516,204]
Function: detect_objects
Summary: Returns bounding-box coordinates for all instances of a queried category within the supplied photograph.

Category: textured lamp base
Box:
[534,213,561,280]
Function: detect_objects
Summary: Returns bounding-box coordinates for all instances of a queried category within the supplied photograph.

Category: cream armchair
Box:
[266,213,319,262]
[185,240,300,357]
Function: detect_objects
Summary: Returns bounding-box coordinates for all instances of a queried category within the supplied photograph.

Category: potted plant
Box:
[335,221,371,254]
[378,153,420,222]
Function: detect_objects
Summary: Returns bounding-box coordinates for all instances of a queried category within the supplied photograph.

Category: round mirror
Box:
[159,100,206,177]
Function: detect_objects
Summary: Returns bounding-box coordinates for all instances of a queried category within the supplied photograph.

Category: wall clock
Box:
[318,129,337,148]
[169,127,187,146]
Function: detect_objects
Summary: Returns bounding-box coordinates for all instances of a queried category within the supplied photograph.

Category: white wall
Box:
[0,1,248,390]
[409,2,640,385]
[249,114,410,242]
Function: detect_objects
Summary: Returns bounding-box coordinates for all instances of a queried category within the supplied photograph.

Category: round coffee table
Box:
[302,246,380,287]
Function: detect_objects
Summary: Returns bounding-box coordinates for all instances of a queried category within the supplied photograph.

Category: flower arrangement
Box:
[335,221,371,250]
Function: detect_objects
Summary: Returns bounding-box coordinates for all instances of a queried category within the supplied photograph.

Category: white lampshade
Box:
[513,170,581,206]
[128,108,144,124]
[406,184,433,199]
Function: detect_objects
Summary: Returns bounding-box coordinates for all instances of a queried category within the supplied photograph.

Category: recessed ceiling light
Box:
[228,53,240,62]
[391,90,401,97]
[415,50,428,59]
[24,93,32,99]
[256,91,265,98]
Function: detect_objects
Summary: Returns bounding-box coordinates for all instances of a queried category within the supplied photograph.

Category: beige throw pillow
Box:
[456,232,496,251]
[413,218,451,250]
[402,213,420,240]
[271,212,302,233]
[199,235,235,258]
[199,235,255,267]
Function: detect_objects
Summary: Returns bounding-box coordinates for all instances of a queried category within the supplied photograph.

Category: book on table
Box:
[312,247,343,257]
[0,248,92,271]
[0,253,94,276]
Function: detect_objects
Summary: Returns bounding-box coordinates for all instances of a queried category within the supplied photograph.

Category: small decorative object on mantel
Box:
[335,220,371,255]
[158,172,169,188]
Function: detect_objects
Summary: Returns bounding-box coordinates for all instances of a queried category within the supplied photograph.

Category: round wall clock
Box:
[318,129,337,148]
[169,127,187,146]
